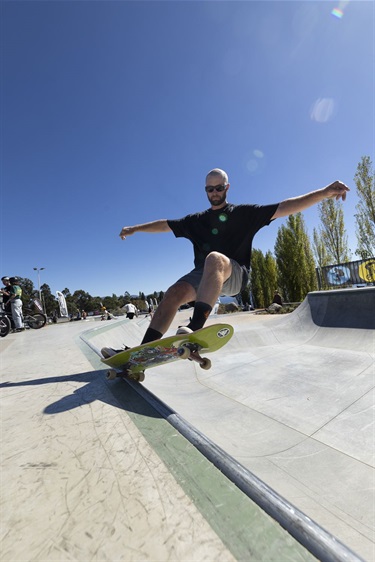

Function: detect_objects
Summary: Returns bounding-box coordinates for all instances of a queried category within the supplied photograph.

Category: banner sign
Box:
[56,291,69,318]
[32,298,44,313]
[317,258,375,288]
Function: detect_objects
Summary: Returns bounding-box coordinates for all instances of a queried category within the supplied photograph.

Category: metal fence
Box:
[316,258,375,289]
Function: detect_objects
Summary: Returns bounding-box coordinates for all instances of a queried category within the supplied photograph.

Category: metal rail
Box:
[126,379,364,562]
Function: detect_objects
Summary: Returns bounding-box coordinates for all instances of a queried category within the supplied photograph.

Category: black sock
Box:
[187,301,212,331]
[141,327,163,345]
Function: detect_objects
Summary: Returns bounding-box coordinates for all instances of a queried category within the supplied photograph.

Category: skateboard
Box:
[101,323,234,382]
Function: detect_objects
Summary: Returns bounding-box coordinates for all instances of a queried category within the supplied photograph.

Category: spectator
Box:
[0,277,11,311]
[272,291,283,306]
[8,277,24,332]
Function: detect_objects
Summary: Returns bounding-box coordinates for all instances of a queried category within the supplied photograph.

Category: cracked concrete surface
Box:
[1,288,373,561]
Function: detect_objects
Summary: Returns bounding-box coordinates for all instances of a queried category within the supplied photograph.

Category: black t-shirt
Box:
[1,286,10,305]
[167,203,278,272]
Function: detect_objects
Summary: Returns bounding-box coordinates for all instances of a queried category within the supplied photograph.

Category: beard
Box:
[207,191,227,207]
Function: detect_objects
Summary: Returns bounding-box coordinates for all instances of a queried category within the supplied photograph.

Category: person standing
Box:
[0,277,11,311]
[124,302,137,319]
[8,277,24,332]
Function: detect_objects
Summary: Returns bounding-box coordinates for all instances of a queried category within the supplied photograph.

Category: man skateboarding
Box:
[102,168,349,358]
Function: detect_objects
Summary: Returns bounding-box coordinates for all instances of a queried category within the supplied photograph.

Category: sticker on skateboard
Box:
[101,323,234,382]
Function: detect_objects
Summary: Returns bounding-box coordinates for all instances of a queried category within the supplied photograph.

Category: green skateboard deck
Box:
[101,323,234,381]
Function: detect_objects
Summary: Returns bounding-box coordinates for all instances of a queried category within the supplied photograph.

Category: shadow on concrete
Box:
[0,372,162,419]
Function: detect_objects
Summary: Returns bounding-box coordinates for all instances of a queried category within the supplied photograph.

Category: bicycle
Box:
[23,308,47,329]
[0,311,11,337]
[3,306,47,331]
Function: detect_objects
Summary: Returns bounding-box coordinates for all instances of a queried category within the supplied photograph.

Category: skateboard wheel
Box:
[200,358,211,370]
[177,345,191,359]
[106,369,117,380]
[128,371,145,382]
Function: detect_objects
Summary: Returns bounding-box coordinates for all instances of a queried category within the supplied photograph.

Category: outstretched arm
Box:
[272,180,350,219]
[119,219,171,240]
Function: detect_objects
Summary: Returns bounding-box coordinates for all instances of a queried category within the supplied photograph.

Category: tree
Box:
[240,283,250,308]
[90,297,103,312]
[317,199,350,264]
[274,213,317,301]
[18,278,35,307]
[40,283,57,315]
[354,155,375,258]
[102,294,120,311]
[250,249,266,307]
[312,228,330,290]
[250,250,279,308]
[264,251,278,305]
[72,290,93,312]
[312,228,330,268]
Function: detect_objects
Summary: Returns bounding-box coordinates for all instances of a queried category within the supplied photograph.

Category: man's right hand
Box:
[119,226,137,240]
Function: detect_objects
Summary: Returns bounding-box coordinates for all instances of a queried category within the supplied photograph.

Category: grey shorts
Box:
[177,259,248,296]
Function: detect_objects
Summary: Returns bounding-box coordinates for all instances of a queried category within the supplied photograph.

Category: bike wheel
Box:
[26,313,47,329]
[0,315,11,337]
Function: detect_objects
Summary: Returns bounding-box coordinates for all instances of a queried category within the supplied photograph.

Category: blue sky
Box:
[1,0,373,298]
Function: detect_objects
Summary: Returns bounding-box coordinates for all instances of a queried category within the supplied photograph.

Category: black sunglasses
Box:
[205,183,228,193]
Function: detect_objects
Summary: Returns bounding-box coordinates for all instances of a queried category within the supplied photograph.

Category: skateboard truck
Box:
[106,368,145,382]
[177,343,212,370]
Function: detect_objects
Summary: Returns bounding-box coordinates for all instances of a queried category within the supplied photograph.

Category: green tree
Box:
[40,283,57,315]
[117,295,126,309]
[264,251,278,305]
[102,294,120,311]
[132,298,147,312]
[312,228,330,267]
[72,290,93,312]
[274,213,317,301]
[18,277,35,307]
[312,228,330,290]
[317,199,350,264]
[90,297,103,312]
[250,250,278,308]
[240,283,250,308]
[250,249,266,307]
[354,155,375,258]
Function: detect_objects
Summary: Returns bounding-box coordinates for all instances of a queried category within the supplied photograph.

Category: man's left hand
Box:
[324,180,350,201]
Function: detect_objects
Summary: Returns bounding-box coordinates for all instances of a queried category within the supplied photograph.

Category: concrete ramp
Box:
[307,288,374,329]
[82,288,374,560]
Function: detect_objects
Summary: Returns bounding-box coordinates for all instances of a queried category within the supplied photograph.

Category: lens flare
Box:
[310,98,336,123]
[331,1,350,19]
[331,8,343,18]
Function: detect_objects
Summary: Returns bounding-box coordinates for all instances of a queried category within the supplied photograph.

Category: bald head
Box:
[206,168,229,185]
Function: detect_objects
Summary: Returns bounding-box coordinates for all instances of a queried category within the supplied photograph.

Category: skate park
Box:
[0,287,374,561]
